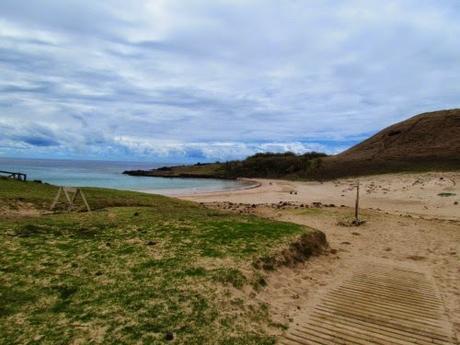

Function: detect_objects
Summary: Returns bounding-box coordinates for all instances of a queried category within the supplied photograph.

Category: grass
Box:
[0,179,316,344]
[438,192,456,197]
[0,178,178,210]
[127,152,328,180]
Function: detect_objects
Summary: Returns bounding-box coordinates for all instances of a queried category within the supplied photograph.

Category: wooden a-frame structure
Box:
[50,187,91,212]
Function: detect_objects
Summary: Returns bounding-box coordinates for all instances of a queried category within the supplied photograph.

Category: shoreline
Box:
[138,177,261,196]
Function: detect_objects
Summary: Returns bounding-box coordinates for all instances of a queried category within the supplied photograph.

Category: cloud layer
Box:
[1,0,459,161]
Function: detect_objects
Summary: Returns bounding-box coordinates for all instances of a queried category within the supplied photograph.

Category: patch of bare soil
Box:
[0,201,44,218]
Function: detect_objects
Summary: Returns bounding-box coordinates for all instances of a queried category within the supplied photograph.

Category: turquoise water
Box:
[0,158,249,195]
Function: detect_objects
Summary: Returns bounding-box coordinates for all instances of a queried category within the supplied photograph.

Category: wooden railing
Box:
[0,170,27,181]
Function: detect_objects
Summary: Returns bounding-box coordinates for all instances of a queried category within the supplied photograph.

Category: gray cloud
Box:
[0,0,459,160]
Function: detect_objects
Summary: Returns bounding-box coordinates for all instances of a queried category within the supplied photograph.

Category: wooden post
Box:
[63,188,73,209]
[79,189,91,212]
[354,180,360,223]
[50,187,91,212]
[72,188,91,212]
[50,187,63,210]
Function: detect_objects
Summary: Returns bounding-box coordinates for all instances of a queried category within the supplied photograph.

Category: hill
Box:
[124,109,460,180]
[314,109,460,178]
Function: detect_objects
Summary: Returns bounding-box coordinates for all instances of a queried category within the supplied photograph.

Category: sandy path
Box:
[179,172,460,341]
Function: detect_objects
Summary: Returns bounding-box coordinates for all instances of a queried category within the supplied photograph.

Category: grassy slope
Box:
[125,153,328,180]
[126,163,224,178]
[0,179,316,345]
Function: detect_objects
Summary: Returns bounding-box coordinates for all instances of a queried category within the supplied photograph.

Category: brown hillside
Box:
[317,109,460,178]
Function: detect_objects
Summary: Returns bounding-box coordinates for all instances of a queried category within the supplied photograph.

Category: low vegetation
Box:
[438,192,456,197]
[0,179,325,344]
[124,152,328,180]
[219,152,327,179]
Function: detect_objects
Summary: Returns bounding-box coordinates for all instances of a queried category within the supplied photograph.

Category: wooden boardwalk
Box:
[281,263,457,345]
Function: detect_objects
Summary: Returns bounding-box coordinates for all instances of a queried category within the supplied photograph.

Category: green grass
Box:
[438,192,456,197]
[0,179,314,344]
[0,178,178,210]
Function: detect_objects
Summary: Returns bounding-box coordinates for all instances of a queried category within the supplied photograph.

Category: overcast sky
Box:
[1,0,459,162]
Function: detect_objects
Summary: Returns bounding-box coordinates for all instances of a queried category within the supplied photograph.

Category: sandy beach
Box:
[181,172,460,220]
[180,171,460,339]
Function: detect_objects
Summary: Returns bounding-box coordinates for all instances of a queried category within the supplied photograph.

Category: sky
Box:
[0,0,459,163]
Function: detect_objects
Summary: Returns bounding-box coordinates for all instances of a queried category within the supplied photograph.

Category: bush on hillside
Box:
[219,151,328,179]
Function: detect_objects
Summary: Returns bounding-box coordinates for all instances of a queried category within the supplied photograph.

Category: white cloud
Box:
[0,0,459,161]
[113,135,331,161]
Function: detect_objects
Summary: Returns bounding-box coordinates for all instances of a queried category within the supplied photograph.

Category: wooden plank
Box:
[281,263,457,344]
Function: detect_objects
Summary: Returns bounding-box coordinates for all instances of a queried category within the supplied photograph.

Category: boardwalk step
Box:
[281,263,457,345]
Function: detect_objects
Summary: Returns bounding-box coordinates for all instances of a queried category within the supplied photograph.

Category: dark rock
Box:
[146,241,157,246]
[165,332,174,341]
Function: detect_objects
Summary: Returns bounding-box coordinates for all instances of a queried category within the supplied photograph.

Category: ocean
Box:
[0,157,249,195]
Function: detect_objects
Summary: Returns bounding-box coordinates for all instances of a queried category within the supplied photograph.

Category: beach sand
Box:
[181,171,460,220]
[180,171,460,339]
